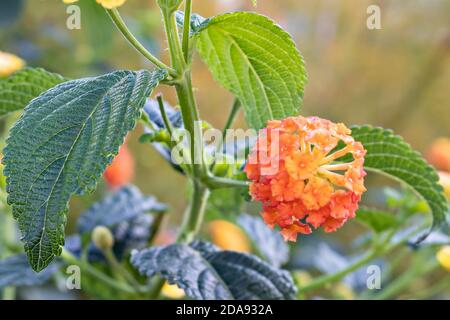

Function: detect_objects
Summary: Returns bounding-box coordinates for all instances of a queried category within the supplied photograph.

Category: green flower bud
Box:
[92,226,114,251]
[157,0,183,14]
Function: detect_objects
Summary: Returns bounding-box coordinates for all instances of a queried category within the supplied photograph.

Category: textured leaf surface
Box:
[0,68,66,116]
[237,213,289,267]
[196,12,307,129]
[77,184,166,233]
[3,69,167,271]
[131,241,296,300]
[349,126,448,241]
[0,254,58,289]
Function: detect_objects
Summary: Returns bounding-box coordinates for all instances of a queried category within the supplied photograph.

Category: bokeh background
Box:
[1,0,450,299]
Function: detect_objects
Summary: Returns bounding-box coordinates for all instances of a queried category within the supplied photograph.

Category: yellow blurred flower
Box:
[437,246,450,272]
[209,220,251,253]
[96,0,127,9]
[62,0,79,3]
[334,283,355,300]
[438,171,450,201]
[161,282,185,299]
[0,52,25,77]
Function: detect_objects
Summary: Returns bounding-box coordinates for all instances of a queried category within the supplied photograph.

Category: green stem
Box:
[298,248,379,294]
[182,0,192,62]
[204,174,249,190]
[140,110,158,131]
[103,249,143,292]
[372,260,439,300]
[210,99,241,171]
[156,94,174,137]
[177,181,210,243]
[60,248,136,294]
[298,224,425,294]
[222,99,241,136]
[148,211,165,244]
[106,8,177,78]
[162,9,185,72]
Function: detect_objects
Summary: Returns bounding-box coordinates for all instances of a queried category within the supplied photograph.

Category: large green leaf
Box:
[3,69,167,271]
[131,241,296,300]
[0,68,66,117]
[196,12,307,129]
[350,125,448,241]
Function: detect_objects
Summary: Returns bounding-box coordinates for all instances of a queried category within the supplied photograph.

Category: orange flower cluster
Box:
[244,116,367,241]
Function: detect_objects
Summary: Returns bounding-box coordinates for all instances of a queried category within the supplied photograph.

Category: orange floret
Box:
[244,116,367,241]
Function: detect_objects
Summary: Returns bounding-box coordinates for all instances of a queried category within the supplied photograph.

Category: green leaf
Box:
[0,254,59,289]
[355,207,399,233]
[350,125,448,241]
[3,69,167,271]
[237,213,289,267]
[0,68,66,117]
[196,12,307,129]
[77,184,166,233]
[131,241,296,300]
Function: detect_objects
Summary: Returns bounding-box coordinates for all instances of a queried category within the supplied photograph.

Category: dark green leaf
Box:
[349,125,448,242]
[77,184,166,233]
[3,69,167,271]
[237,213,289,267]
[196,12,307,129]
[131,241,296,300]
[0,68,66,117]
[0,254,58,289]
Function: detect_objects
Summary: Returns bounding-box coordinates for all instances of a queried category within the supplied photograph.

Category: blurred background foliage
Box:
[1,0,450,299]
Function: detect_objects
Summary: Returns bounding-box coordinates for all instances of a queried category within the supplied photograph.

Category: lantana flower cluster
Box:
[245,116,367,241]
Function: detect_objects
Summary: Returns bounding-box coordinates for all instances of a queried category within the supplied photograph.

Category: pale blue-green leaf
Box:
[0,254,59,289]
[131,241,296,300]
[77,184,166,233]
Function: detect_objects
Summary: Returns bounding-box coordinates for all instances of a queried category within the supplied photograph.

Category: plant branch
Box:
[298,223,426,294]
[106,8,177,78]
[210,99,241,171]
[204,174,249,190]
[60,248,136,294]
[222,98,241,135]
[156,94,174,137]
[182,0,192,62]
[177,181,210,243]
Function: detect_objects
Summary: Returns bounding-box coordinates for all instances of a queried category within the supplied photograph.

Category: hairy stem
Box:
[177,181,210,243]
[182,0,192,62]
[106,8,177,78]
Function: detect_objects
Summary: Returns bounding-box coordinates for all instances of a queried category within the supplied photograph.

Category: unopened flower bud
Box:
[92,226,114,251]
